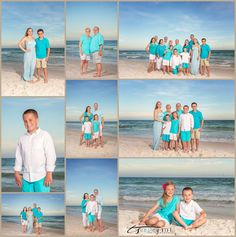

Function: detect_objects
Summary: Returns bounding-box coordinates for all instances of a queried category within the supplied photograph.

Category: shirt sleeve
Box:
[200,112,204,121]
[194,202,203,215]
[99,35,104,46]
[190,114,194,129]
[44,132,57,172]
[14,139,23,172]
[46,39,50,48]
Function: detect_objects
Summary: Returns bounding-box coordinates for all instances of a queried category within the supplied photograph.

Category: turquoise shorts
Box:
[88,213,95,224]
[182,63,189,69]
[162,134,170,142]
[22,177,50,192]
[181,131,191,142]
[172,66,180,74]
[175,216,194,226]
[84,133,91,140]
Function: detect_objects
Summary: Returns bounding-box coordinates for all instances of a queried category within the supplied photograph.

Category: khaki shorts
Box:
[35,222,42,228]
[191,129,201,140]
[200,59,210,67]
[92,51,102,64]
[36,58,47,69]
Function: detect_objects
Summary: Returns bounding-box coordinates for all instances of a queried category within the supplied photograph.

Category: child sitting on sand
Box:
[173,187,207,230]
[81,193,89,230]
[163,45,173,75]
[92,114,100,148]
[180,47,190,75]
[35,207,43,235]
[162,115,171,150]
[20,207,28,233]
[170,49,182,75]
[82,116,92,147]
[170,111,179,151]
[86,194,98,232]
[146,37,157,73]
[140,181,179,228]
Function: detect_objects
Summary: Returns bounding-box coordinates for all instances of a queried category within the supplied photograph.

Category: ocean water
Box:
[2,157,64,192]
[119,50,234,69]
[119,120,234,143]
[119,177,234,217]
[66,40,117,64]
[2,215,64,230]
[67,205,117,225]
[66,121,118,137]
[2,47,64,66]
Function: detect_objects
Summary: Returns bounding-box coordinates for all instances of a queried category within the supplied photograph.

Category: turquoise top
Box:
[93,121,100,133]
[20,211,27,221]
[183,44,191,53]
[32,208,38,217]
[176,109,183,118]
[156,44,166,57]
[35,37,50,59]
[163,111,173,121]
[93,110,103,125]
[90,33,104,53]
[170,119,179,134]
[200,44,211,59]
[163,49,172,60]
[82,112,93,124]
[156,196,180,223]
[173,44,182,54]
[35,211,43,223]
[189,110,203,129]
[149,43,157,55]
[81,199,88,214]
[80,34,92,55]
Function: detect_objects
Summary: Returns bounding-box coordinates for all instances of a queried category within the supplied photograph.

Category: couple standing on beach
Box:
[79,26,104,77]
[146,34,211,77]
[81,189,104,232]
[18,28,50,83]
[20,203,43,235]
[153,102,204,153]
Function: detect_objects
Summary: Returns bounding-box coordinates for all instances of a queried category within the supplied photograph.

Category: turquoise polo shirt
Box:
[93,121,100,133]
[170,119,179,134]
[173,44,182,54]
[80,34,92,55]
[32,207,38,217]
[200,44,211,59]
[35,211,43,223]
[81,199,88,214]
[156,44,166,57]
[163,49,172,61]
[176,109,183,118]
[90,33,104,53]
[35,37,50,59]
[190,110,203,129]
[20,211,27,220]
[183,44,191,53]
[149,43,157,55]
[163,111,173,121]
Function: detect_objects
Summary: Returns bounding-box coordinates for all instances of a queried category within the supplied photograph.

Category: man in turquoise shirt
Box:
[173,39,182,54]
[35,207,43,235]
[200,38,211,77]
[190,102,204,152]
[35,29,50,83]
[90,26,104,77]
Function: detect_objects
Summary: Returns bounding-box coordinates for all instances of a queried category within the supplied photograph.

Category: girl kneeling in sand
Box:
[140,181,179,227]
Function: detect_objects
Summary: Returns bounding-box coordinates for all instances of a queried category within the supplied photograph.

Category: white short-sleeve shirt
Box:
[180,200,203,220]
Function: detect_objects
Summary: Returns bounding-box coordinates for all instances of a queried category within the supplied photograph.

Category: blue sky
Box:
[2,98,65,158]
[66,80,117,121]
[66,159,117,206]
[66,2,117,40]
[2,2,64,47]
[2,194,64,216]
[119,80,234,120]
[120,159,234,178]
[120,2,234,50]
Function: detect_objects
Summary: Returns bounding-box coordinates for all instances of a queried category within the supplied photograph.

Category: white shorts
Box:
[170,133,178,141]
[82,213,88,227]
[92,51,102,64]
[163,59,170,66]
[156,57,163,70]
[80,54,90,61]
[99,125,103,136]
[93,131,99,139]
[149,54,156,61]
[152,213,170,225]
[21,220,27,226]
[97,206,102,220]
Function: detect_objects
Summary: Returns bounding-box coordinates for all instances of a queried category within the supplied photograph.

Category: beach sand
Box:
[119,136,234,158]
[1,222,64,236]
[66,215,117,236]
[119,209,235,236]
[66,58,118,79]
[119,60,234,79]
[1,63,65,96]
[66,127,118,158]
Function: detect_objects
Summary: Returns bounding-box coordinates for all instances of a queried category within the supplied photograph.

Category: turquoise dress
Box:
[23,40,36,81]
[190,45,200,75]
[153,111,164,150]
[27,211,34,234]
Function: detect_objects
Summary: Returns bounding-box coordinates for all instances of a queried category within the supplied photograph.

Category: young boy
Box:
[200,38,211,77]
[86,194,98,232]
[82,116,92,147]
[173,187,207,230]
[14,109,57,192]
[170,49,182,75]
[92,114,100,148]
[180,47,190,75]
[178,105,194,152]
[35,29,50,83]
[35,207,44,235]
[161,114,171,150]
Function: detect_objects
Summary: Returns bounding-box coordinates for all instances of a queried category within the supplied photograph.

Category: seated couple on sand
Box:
[140,181,207,230]
[79,26,105,77]
[20,203,43,235]
[18,28,50,83]
[153,101,204,153]
[80,103,105,148]
[146,34,211,77]
[81,189,104,232]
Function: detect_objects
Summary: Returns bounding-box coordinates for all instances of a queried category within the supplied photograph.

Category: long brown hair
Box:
[25,27,33,37]
[155,101,162,110]
[161,181,175,206]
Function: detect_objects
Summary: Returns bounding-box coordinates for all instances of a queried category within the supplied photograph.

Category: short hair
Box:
[38,207,41,209]
[191,102,197,106]
[201,38,206,41]
[183,105,189,109]
[23,109,38,118]
[182,187,193,193]
[165,114,170,117]
[90,194,95,198]
[37,29,44,33]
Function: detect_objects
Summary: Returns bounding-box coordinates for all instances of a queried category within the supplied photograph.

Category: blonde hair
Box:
[25,27,33,37]
[161,181,175,206]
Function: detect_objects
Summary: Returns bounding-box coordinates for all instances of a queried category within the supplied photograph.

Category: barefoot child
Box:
[200,38,211,77]
[14,109,56,192]
[140,181,180,228]
[170,111,179,151]
[162,115,171,150]
[83,116,92,147]
[146,37,157,73]
[92,115,100,148]
[163,45,173,74]
[180,47,190,75]
[86,194,98,232]
[173,187,207,229]
[81,193,89,230]
[35,207,43,235]
[20,207,28,233]
[170,49,182,75]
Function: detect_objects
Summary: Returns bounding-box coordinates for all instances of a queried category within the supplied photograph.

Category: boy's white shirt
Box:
[180,200,203,220]
[170,55,182,68]
[162,121,172,135]
[180,52,190,64]
[14,128,57,182]
[86,200,98,215]
[83,121,92,133]
[179,113,194,131]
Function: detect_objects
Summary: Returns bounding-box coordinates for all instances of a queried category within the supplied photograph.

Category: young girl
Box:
[140,181,179,227]
[80,106,93,145]
[163,45,173,75]
[170,111,179,151]
[170,49,182,75]
[20,207,28,233]
[92,114,100,148]
[146,37,157,73]
[81,193,89,230]
[83,116,92,147]
[86,194,98,232]
[162,114,171,150]
[180,47,190,75]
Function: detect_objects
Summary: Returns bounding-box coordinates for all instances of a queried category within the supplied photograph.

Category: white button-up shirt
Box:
[179,113,194,131]
[14,128,57,182]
